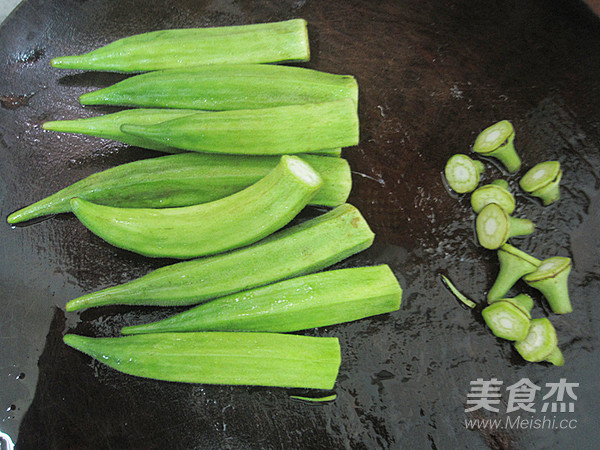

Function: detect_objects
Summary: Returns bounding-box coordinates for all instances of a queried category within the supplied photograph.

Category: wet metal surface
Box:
[1,0,599,448]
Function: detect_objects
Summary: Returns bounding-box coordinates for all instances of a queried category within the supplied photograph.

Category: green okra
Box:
[79,64,358,110]
[51,19,310,72]
[487,244,541,301]
[482,301,531,342]
[121,265,402,335]
[514,318,564,366]
[476,203,535,250]
[471,182,516,214]
[63,332,341,389]
[7,153,351,224]
[519,161,562,206]
[444,154,484,194]
[70,155,321,259]
[44,108,199,152]
[523,257,572,314]
[42,109,341,156]
[66,204,374,310]
[120,99,359,155]
[473,120,521,173]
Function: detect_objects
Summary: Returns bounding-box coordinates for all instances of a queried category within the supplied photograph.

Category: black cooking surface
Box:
[1,0,599,448]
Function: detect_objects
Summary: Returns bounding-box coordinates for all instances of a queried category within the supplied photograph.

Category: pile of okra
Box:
[9,19,404,393]
[443,120,568,367]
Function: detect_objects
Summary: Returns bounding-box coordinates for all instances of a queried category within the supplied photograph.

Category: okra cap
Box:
[488,294,534,319]
[473,120,514,154]
[519,161,561,193]
[523,257,572,314]
[487,244,541,301]
[476,203,535,250]
[473,120,521,173]
[444,154,484,193]
[482,301,531,341]
[514,318,562,365]
[530,170,563,206]
[471,183,516,214]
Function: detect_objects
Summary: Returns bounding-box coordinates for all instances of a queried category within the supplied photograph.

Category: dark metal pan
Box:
[1,0,599,448]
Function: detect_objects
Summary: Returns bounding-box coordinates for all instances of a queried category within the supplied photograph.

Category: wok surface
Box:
[1,0,599,448]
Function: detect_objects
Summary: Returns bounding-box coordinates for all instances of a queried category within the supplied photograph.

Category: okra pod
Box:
[51,19,310,72]
[70,155,321,259]
[43,109,341,156]
[43,108,198,152]
[79,64,358,110]
[66,204,374,310]
[7,153,351,224]
[121,265,402,335]
[64,332,341,389]
[120,99,359,155]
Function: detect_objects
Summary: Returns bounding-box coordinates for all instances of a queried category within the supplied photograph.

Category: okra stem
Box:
[514,318,563,366]
[489,294,534,318]
[520,162,562,206]
[444,154,484,194]
[523,257,572,314]
[490,179,509,190]
[482,301,531,341]
[544,347,565,366]
[476,203,535,250]
[471,182,516,214]
[440,274,476,308]
[290,394,337,403]
[487,244,541,301]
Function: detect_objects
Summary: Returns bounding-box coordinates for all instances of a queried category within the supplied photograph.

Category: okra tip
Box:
[63,333,87,350]
[50,55,86,69]
[65,292,104,312]
[78,90,106,105]
[6,208,40,225]
[120,123,158,142]
[121,322,160,335]
[6,210,22,224]
[42,120,73,132]
[69,197,85,210]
